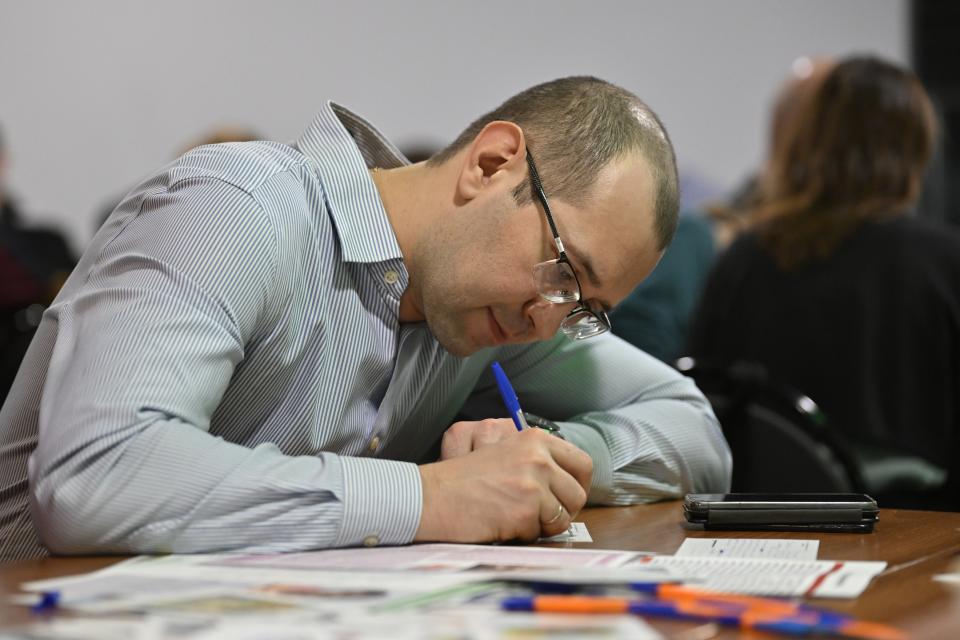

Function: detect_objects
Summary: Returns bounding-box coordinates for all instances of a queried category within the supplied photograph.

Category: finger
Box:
[471,419,521,450]
[539,500,571,538]
[441,419,521,460]
[547,459,589,521]
[532,429,594,494]
[440,422,473,460]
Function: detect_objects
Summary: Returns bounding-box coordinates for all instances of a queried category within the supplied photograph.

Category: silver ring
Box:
[544,503,566,526]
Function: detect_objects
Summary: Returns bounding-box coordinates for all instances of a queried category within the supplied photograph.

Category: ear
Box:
[456,121,526,202]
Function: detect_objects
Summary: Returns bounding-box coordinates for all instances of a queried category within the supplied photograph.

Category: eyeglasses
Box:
[526,151,611,340]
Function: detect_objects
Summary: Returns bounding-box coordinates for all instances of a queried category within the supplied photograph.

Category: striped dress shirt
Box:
[0,102,731,561]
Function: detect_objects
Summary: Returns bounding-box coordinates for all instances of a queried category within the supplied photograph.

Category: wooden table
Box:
[3,501,960,637]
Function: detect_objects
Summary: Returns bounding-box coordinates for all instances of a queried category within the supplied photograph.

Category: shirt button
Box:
[363,535,380,547]
[369,436,380,452]
[383,270,399,285]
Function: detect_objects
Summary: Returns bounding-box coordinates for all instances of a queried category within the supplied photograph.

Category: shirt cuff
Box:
[556,421,614,504]
[333,456,423,547]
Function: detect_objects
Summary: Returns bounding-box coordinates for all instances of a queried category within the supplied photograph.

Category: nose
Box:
[524,296,576,341]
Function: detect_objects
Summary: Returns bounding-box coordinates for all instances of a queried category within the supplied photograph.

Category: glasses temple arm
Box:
[525,151,566,255]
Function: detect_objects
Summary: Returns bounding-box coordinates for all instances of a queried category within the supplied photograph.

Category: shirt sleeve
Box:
[461,334,732,504]
[30,173,421,555]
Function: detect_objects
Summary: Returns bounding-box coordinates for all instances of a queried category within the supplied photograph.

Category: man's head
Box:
[429,76,678,253]
[391,77,678,356]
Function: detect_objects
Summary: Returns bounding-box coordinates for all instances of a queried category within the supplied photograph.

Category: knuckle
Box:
[519,427,544,441]
[448,421,472,435]
[572,486,588,511]
[515,478,542,498]
[522,451,554,478]
[497,418,518,432]
[582,454,594,475]
[441,429,462,449]
[529,426,551,440]
[527,454,553,474]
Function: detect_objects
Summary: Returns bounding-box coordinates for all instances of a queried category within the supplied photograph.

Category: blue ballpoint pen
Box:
[491,361,529,431]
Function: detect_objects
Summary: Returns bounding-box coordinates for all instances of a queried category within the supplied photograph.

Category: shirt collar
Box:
[295,101,408,263]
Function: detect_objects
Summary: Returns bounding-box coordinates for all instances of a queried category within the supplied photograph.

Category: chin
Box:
[446,343,480,358]
[423,320,482,358]
[436,333,483,358]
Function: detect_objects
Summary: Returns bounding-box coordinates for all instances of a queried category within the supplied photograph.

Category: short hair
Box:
[755,56,938,269]
[428,76,679,251]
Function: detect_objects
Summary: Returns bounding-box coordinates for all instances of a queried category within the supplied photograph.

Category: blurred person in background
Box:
[611,57,834,364]
[687,56,959,510]
[0,124,75,403]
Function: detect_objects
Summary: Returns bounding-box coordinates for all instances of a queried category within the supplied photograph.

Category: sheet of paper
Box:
[539,522,592,543]
[20,544,640,614]
[186,610,662,640]
[628,555,886,598]
[20,566,479,614]
[676,537,819,560]
[193,543,637,572]
[0,612,662,640]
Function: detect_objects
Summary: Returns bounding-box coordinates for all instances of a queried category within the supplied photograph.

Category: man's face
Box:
[414,154,662,357]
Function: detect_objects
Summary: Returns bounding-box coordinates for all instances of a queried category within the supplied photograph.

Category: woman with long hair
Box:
[753,56,937,269]
[687,56,959,509]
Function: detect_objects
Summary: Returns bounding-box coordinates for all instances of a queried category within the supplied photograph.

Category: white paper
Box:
[676,538,819,560]
[190,543,637,572]
[934,573,960,585]
[0,612,662,640]
[20,544,640,615]
[20,563,480,615]
[539,522,592,543]
[627,555,885,598]
[186,610,662,640]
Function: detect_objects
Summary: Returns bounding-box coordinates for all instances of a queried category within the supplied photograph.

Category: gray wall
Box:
[0,0,907,252]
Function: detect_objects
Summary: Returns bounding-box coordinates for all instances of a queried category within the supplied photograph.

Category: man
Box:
[0,77,731,561]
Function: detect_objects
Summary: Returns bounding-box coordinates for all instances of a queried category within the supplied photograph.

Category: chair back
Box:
[676,357,867,493]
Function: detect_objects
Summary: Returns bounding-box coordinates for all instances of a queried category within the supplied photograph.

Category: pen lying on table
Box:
[501,591,906,640]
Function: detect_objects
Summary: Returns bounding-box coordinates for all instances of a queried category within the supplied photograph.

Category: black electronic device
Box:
[682,493,879,532]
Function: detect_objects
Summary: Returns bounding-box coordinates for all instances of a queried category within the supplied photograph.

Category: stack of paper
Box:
[5,533,889,639]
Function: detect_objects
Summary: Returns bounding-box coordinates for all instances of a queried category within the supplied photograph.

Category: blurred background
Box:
[5,0,954,255]
[3,0,960,507]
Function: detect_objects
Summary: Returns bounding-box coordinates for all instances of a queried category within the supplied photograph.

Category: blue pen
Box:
[492,361,529,431]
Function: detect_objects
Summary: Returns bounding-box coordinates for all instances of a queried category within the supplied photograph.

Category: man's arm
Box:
[459,333,732,504]
[30,173,421,554]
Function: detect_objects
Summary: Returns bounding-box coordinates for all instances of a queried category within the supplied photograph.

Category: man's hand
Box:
[415,428,593,543]
[440,418,521,460]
